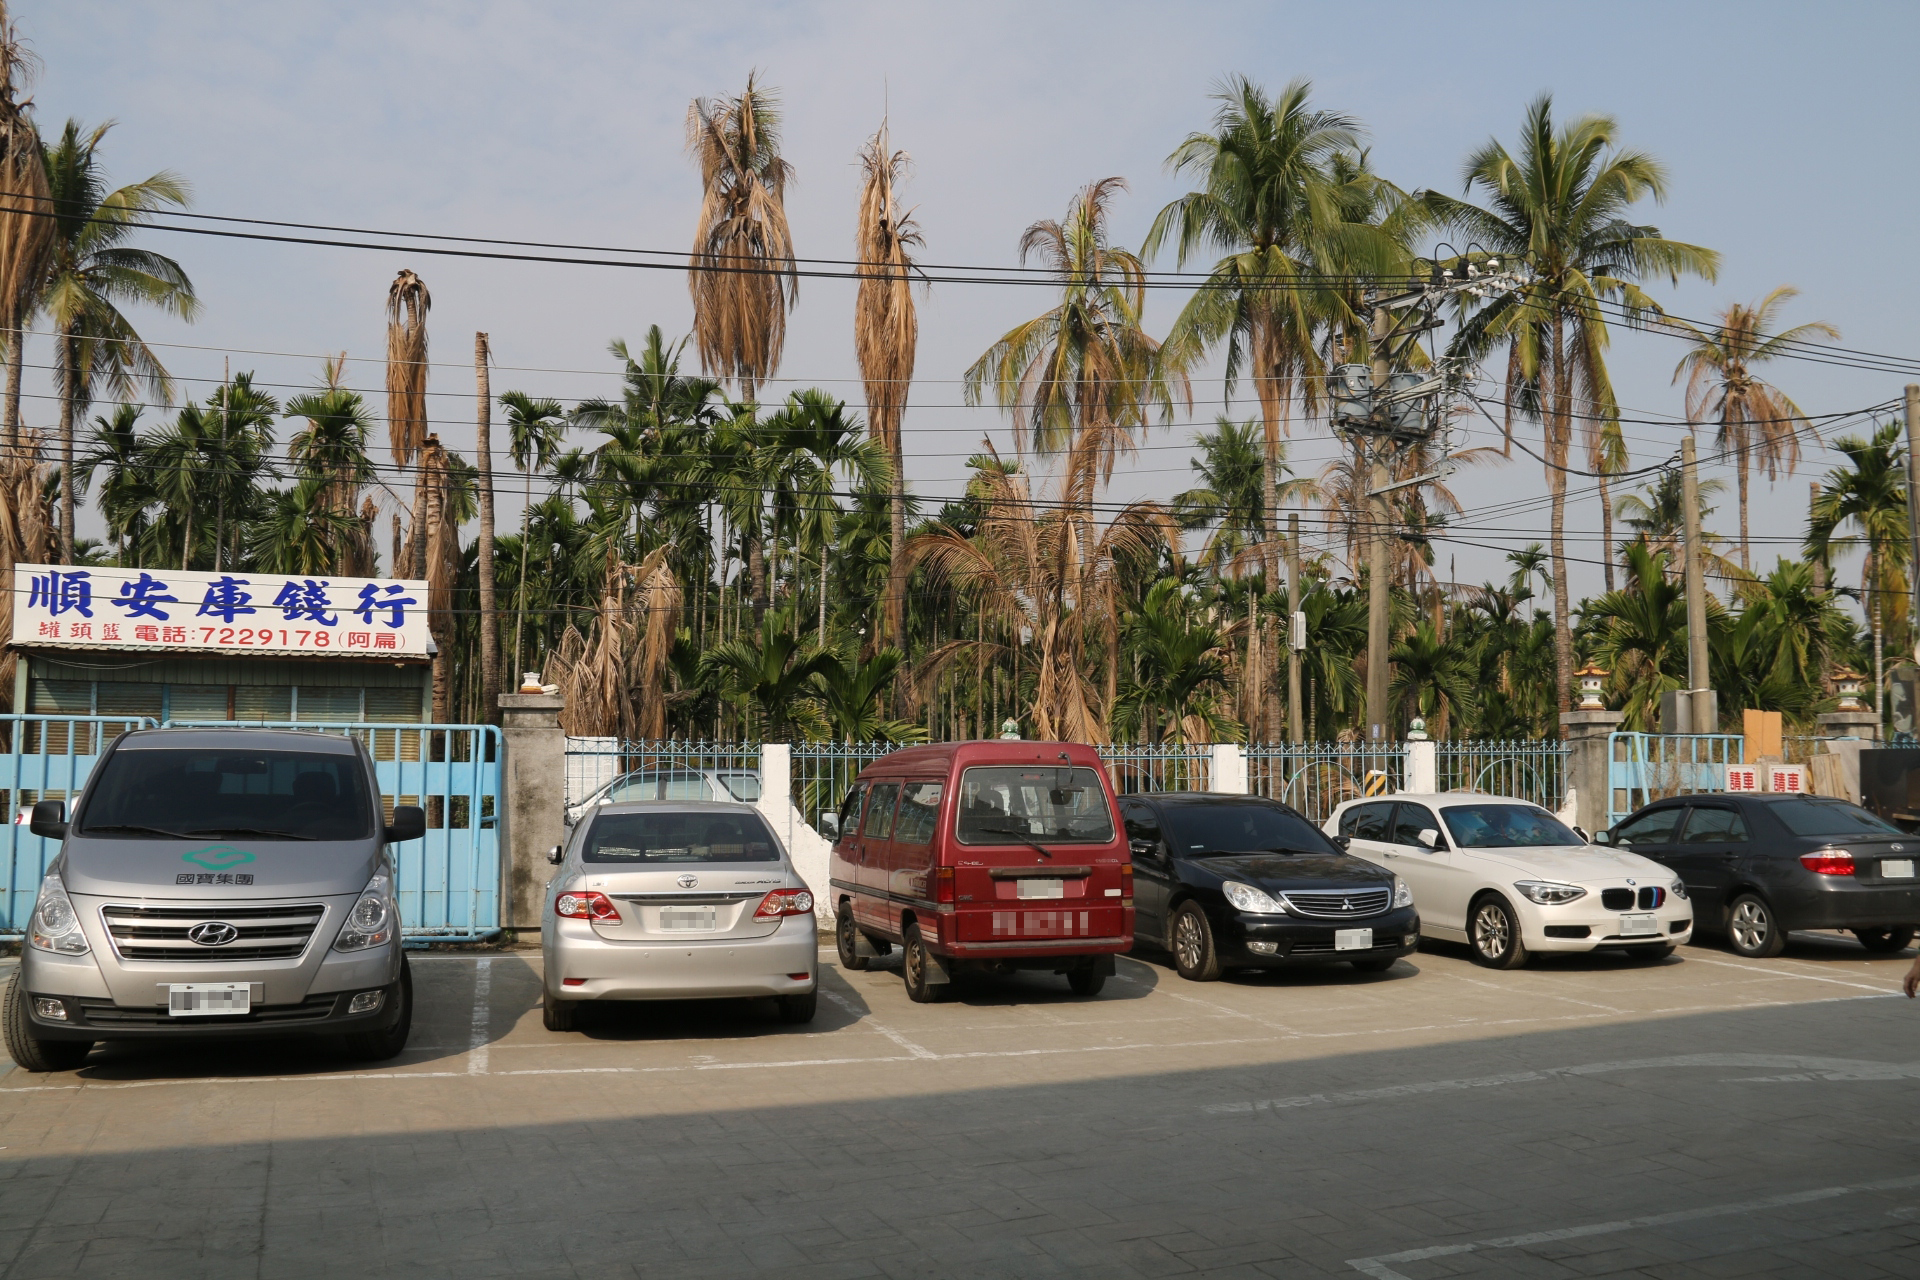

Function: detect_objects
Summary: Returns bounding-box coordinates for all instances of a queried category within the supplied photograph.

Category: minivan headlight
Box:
[1514,880,1586,905]
[334,869,395,951]
[1222,880,1283,914]
[28,873,88,955]
[1393,877,1414,908]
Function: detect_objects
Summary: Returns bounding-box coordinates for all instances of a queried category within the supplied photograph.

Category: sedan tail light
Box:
[1800,850,1856,876]
[754,888,815,918]
[555,890,620,921]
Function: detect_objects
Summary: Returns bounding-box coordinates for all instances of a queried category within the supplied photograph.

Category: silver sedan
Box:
[541,801,817,1030]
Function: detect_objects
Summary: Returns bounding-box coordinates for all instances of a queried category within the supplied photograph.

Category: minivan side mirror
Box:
[29,799,66,840]
[817,811,841,840]
[546,843,564,865]
[1417,827,1442,850]
[385,805,426,844]
[1591,828,1612,845]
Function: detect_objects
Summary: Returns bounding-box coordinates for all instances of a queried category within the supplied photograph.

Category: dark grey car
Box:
[3,728,425,1072]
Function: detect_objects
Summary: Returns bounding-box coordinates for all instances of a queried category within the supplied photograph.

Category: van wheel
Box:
[1170,903,1222,981]
[542,987,578,1032]
[902,926,947,1003]
[1727,893,1786,958]
[835,905,869,971]
[342,956,413,1061]
[2,972,91,1073]
[1068,966,1107,997]
[1469,895,1530,969]
[777,992,817,1024]
[1854,926,1915,953]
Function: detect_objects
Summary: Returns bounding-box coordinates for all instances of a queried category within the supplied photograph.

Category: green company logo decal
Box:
[182,845,256,870]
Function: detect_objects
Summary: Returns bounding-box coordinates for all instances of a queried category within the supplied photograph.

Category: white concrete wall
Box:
[1209,744,1248,794]
[752,743,836,923]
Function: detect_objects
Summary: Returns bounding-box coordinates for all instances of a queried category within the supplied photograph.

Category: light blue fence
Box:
[0,715,501,941]
[1607,731,1743,826]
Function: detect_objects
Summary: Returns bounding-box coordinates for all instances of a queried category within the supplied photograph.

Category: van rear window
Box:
[583,811,780,863]
[955,766,1114,845]
[77,748,373,841]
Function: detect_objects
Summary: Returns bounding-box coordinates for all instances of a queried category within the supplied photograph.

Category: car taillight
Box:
[1121,862,1133,905]
[555,890,620,921]
[754,888,815,918]
[1800,850,1856,876]
[935,866,955,904]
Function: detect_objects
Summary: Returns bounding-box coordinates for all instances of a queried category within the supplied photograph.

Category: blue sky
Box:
[27,1,1920,603]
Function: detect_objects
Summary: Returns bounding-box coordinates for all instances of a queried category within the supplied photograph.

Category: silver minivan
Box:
[2,727,423,1072]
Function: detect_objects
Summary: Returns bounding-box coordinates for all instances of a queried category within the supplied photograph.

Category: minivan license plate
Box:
[1334,928,1372,951]
[1883,859,1915,879]
[1620,913,1658,937]
[658,906,717,931]
[1015,879,1064,900]
[168,983,250,1017]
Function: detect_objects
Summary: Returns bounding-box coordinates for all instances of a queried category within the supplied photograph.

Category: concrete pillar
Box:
[1208,744,1248,795]
[1559,709,1624,834]
[1404,739,1437,794]
[498,692,565,934]
[1815,710,1881,743]
[751,743,830,922]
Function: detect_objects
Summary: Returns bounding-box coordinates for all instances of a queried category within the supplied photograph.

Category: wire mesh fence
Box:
[1095,743,1213,795]
[1245,743,1406,825]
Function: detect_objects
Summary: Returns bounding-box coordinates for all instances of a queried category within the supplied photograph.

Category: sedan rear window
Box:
[1442,803,1580,849]
[77,747,373,841]
[956,766,1115,844]
[1165,802,1334,855]
[583,811,780,863]
[1769,798,1901,837]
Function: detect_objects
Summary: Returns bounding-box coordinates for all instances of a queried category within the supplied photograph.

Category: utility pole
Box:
[1905,384,1920,663]
[1288,511,1303,743]
[1364,304,1392,741]
[1679,433,1713,732]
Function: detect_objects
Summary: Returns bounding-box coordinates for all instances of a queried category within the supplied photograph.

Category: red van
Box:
[824,741,1133,1002]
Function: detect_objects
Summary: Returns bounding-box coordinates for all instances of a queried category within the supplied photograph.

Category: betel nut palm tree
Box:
[385,268,430,578]
[0,1,51,450]
[42,118,197,564]
[854,120,921,649]
[284,356,378,576]
[1427,94,1717,713]
[1670,286,1838,571]
[1808,422,1911,721]
[500,389,567,682]
[687,74,797,401]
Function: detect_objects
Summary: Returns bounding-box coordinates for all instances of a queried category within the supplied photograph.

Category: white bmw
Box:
[1324,793,1693,968]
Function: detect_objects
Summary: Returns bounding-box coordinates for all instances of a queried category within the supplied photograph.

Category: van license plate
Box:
[1334,928,1372,951]
[1884,859,1915,879]
[659,906,717,931]
[1016,879,1064,900]
[168,983,250,1017]
[1621,913,1658,936]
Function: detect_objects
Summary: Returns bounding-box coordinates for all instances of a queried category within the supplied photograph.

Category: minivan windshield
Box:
[1164,802,1333,855]
[78,747,374,841]
[583,810,780,863]
[1442,803,1580,849]
[956,766,1115,844]
[1769,797,1902,837]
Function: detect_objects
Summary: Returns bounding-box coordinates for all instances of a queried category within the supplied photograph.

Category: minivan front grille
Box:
[71,994,342,1027]
[1280,887,1392,918]
[101,903,326,962]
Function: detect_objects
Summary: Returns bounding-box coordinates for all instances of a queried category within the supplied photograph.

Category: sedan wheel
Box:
[1469,895,1529,969]
[1170,903,1222,982]
[1853,926,1916,954]
[1726,893,1786,958]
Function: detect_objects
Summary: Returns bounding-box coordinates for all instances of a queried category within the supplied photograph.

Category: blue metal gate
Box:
[1607,731,1743,826]
[0,715,500,941]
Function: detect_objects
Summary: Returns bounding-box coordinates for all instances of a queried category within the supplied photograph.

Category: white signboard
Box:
[10,564,431,658]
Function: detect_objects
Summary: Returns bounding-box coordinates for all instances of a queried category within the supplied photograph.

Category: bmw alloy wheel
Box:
[1472,902,1510,960]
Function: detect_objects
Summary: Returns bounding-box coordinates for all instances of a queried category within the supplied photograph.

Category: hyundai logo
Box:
[676,874,698,889]
[186,921,239,947]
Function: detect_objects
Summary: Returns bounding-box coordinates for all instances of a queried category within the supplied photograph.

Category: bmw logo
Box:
[1626,878,1637,886]
[186,921,239,947]
[676,873,698,889]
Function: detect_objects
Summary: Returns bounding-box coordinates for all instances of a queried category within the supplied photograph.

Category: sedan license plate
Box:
[168,983,250,1017]
[658,906,717,932]
[1883,859,1915,880]
[1334,928,1373,951]
[1620,913,1659,937]
[1015,879,1064,900]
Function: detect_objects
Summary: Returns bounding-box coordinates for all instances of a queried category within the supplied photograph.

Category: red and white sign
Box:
[10,565,430,659]
[1725,765,1759,792]
[1765,763,1808,794]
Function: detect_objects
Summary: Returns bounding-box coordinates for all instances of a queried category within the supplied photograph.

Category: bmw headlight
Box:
[28,873,88,955]
[1222,880,1284,914]
[1514,880,1586,905]
[334,869,395,951]
[1669,879,1688,901]
[1393,876,1414,908]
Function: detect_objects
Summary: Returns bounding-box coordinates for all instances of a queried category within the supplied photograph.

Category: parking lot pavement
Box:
[5,933,1920,1278]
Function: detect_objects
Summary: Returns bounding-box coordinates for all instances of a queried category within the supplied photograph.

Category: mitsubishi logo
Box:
[676,873,699,889]
[186,921,239,947]
[1342,899,1352,911]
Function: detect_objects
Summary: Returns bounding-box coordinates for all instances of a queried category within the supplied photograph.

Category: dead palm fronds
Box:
[0,425,47,705]
[854,120,922,648]
[415,435,459,721]
[686,75,796,400]
[543,546,682,739]
[0,3,49,449]
[385,268,430,576]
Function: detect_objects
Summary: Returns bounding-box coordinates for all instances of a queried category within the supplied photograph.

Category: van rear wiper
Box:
[185,826,319,842]
[975,822,1055,858]
[81,822,198,840]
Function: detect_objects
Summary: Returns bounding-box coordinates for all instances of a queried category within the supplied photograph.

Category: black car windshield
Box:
[1442,803,1580,849]
[77,747,373,841]
[956,766,1115,844]
[583,810,780,863]
[1165,802,1333,855]
[1770,798,1902,837]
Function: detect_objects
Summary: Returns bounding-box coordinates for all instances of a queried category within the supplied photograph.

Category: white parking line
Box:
[1346,1172,1920,1279]
[467,957,493,1075]
[1685,955,1903,994]
[818,990,935,1058]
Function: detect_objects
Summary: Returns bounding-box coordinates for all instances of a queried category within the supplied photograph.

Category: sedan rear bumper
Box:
[545,914,818,1001]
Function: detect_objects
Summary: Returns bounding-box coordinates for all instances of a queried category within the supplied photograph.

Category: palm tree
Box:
[499,390,567,681]
[1586,543,1723,730]
[473,331,500,724]
[0,4,51,450]
[77,402,146,563]
[285,358,377,575]
[1428,95,1718,714]
[812,648,922,742]
[686,75,797,400]
[763,389,885,645]
[1173,418,1309,575]
[385,269,430,577]
[1808,422,1911,721]
[965,177,1186,478]
[1670,286,1839,570]
[200,372,278,571]
[1389,619,1478,737]
[698,610,833,740]
[854,121,922,649]
[41,119,197,563]
[1111,579,1239,744]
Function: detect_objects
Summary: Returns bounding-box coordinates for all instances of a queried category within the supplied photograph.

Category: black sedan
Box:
[1597,793,1920,958]
[1119,792,1419,981]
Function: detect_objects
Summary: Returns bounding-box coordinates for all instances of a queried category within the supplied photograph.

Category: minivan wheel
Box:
[902,926,948,1003]
[2,972,91,1073]
[341,956,414,1061]
[1067,965,1107,997]
[835,905,869,971]
[1727,893,1786,958]
[541,987,578,1032]
[1170,903,1222,981]
[1469,894,1530,969]
[777,991,817,1024]
[1853,926,1916,954]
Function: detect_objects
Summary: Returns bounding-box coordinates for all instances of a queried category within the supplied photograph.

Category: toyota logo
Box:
[676,874,698,889]
[187,921,239,947]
